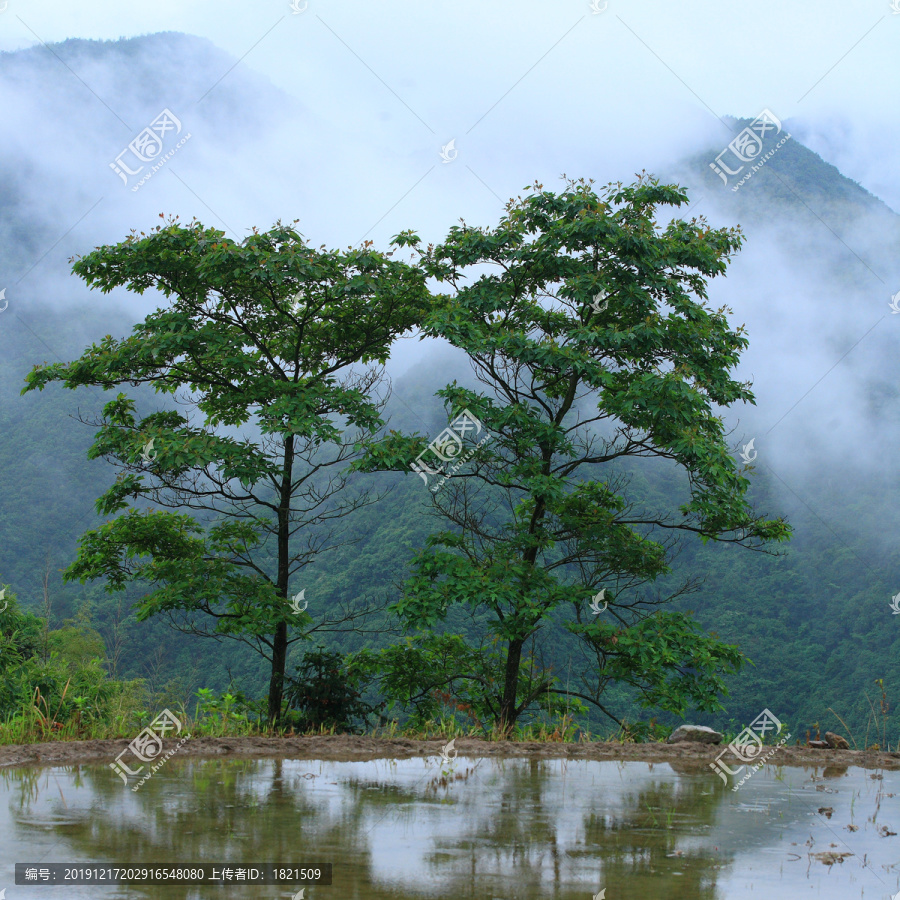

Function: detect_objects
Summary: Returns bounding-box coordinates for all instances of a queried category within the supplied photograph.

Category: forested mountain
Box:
[1,32,898,741]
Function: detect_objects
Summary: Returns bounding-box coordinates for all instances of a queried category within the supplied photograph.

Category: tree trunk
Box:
[497,636,525,735]
[268,435,295,726]
[268,620,288,724]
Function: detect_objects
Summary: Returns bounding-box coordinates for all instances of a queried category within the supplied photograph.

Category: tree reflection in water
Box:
[1,755,888,899]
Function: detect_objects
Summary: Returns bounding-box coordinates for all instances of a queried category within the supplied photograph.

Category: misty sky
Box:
[2,0,900,503]
[3,0,899,232]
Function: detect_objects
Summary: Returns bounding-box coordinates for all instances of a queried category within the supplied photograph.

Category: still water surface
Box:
[1,755,898,898]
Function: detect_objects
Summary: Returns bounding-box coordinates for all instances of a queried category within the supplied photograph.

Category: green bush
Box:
[283,647,376,733]
[0,586,145,742]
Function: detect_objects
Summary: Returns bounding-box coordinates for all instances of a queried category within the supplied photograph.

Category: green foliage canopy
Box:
[22,219,430,723]
[352,177,791,733]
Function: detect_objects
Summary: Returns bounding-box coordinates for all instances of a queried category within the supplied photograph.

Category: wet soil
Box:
[1,734,898,772]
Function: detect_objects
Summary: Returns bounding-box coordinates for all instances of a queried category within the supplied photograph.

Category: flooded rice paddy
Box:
[1,755,898,898]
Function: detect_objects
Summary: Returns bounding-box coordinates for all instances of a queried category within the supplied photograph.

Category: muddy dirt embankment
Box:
[1,735,899,771]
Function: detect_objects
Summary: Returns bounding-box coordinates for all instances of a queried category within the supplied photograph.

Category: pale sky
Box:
[2,0,899,488]
[2,0,899,240]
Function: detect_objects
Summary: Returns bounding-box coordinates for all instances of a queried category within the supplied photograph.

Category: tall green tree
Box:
[23,219,429,724]
[352,177,791,734]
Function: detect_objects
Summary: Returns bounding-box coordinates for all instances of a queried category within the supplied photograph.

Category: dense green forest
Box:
[2,177,899,748]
